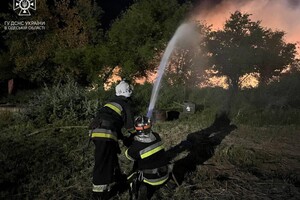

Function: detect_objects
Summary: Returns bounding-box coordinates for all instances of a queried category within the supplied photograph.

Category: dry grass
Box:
[158,124,300,200]
[117,118,300,200]
[1,112,300,199]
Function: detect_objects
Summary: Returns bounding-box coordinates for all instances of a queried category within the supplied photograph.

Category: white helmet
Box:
[115,80,133,97]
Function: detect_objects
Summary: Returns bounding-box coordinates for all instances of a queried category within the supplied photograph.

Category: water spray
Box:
[146,23,197,119]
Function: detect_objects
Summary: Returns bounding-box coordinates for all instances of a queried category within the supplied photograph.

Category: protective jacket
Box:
[89,95,135,193]
[125,132,171,186]
[89,96,135,139]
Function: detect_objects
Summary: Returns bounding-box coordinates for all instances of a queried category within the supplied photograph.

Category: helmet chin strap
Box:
[135,130,155,143]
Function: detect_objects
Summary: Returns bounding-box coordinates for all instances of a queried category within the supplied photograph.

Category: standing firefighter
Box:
[89,80,136,200]
[125,116,174,200]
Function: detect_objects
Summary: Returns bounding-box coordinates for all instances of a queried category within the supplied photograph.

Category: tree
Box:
[207,11,261,91]
[3,0,103,85]
[0,51,13,81]
[3,0,55,83]
[106,0,191,80]
[254,30,297,85]
[164,22,210,87]
[207,11,297,91]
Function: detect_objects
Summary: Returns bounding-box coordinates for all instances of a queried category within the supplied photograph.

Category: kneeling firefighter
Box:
[89,80,136,200]
[125,116,177,200]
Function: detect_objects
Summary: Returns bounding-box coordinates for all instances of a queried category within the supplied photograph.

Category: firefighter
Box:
[89,80,136,200]
[125,116,173,200]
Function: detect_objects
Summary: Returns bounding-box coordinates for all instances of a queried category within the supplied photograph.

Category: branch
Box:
[26,126,88,137]
[103,66,117,84]
[239,73,251,87]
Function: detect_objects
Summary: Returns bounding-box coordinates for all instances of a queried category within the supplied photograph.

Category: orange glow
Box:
[192,0,300,49]
[188,0,300,88]
[240,73,259,89]
[105,67,259,90]
[103,67,156,90]
[103,67,121,90]
[200,75,229,89]
[105,1,300,89]
[135,71,156,84]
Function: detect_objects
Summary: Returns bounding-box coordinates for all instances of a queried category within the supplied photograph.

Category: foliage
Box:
[0,111,15,129]
[52,0,105,84]
[21,78,98,127]
[266,70,300,108]
[0,51,13,80]
[0,125,92,199]
[228,72,300,125]
[2,0,103,85]
[254,31,297,85]
[131,82,153,115]
[1,83,300,199]
[165,22,211,87]
[106,0,191,79]
[207,11,297,91]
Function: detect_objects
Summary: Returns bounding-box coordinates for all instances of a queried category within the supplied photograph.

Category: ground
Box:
[161,125,300,200]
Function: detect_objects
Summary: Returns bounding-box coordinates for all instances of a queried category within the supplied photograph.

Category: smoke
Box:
[191,0,300,46]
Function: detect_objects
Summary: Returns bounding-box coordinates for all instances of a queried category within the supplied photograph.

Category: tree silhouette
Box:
[207,11,297,90]
[3,0,103,85]
[106,0,190,80]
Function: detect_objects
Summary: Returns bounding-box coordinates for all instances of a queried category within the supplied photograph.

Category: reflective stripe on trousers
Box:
[140,164,173,186]
[139,171,169,186]
[92,183,114,192]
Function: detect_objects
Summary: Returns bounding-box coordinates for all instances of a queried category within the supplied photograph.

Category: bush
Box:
[21,78,98,126]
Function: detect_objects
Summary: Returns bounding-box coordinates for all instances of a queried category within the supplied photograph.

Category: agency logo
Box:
[13,0,36,16]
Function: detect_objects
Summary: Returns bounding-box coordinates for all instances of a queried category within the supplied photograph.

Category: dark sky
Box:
[96,0,223,30]
[0,1,8,13]
[96,0,134,30]
[0,0,223,30]
[0,0,218,49]
[0,0,134,31]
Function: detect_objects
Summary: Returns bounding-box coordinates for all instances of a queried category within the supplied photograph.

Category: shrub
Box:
[21,78,98,126]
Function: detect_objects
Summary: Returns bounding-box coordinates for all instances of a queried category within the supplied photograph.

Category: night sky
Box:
[96,0,134,30]
[0,0,134,30]
[0,0,223,30]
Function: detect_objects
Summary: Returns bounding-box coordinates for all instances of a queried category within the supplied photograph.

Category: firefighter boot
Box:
[137,183,148,200]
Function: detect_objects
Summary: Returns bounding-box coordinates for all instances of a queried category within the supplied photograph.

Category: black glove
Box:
[123,135,134,147]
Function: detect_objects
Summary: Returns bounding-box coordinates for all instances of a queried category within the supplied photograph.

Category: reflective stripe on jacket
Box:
[90,128,118,142]
[125,149,135,161]
[104,102,123,116]
[139,141,164,159]
[125,136,164,161]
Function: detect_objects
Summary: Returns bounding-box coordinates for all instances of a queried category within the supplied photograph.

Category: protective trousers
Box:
[92,140,121,197]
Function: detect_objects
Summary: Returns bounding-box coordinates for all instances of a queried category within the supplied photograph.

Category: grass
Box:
[1,107,300,199]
